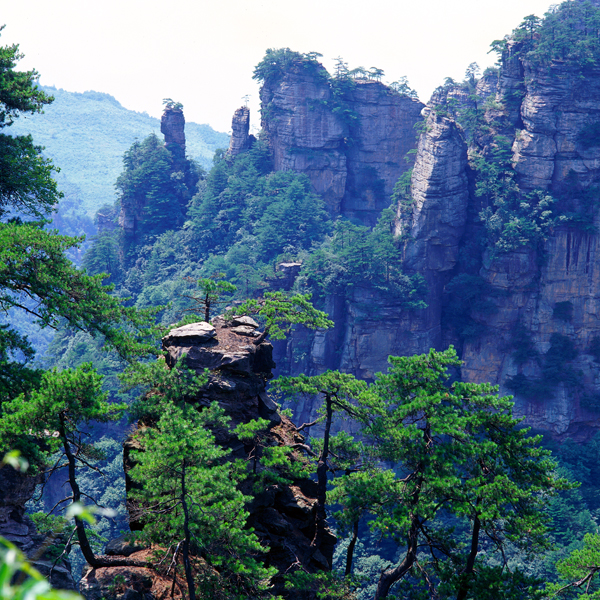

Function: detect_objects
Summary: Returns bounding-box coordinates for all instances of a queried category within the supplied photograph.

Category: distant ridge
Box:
[8,85,230,217]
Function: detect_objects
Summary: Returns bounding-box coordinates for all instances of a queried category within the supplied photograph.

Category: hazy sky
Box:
[2,0,555,133]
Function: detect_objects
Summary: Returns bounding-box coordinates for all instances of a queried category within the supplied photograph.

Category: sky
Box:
[2,0,556,134]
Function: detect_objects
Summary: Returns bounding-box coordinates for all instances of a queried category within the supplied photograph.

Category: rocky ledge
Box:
[81,319,333,600]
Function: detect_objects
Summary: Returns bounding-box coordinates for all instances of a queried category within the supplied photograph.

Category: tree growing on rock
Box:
[229,291,334,345]
[272,371,367,565]
[129,399,278,600]
[183,273,237,322]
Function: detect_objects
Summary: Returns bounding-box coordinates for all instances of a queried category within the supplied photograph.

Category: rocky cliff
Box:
[0,467,76,590]
[268,7,600,440]
[226,106,255,156]
[80,319,333,600]
[118,106,198,247]
[254,60,424,224]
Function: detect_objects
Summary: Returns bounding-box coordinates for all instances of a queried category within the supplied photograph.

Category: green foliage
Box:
[0,363,124,470]
[554,301,574,322]
[388,76,419,99]
[0,537,82,600]
[162,98,183,111]
[116,133,193,243]
[184,273,237,322]
[81,229,122,283]
[285,570,360,599]
[0,134,62,219]
[525,1,600,70]
[189,141,330,283]
[474,137,558,255]
[333,347,569,598]
[545,533,600,598]
[299,211,427,309]
[229,291,334,341]
[253,48,325,85]
[9,85,226,218]
[0,29,53,128]
[120,354,209,422]
[0,28,61,220]
[0,220,161,360]
[391,170,414,233]
[130,399,278,599]
[234,417,311,488]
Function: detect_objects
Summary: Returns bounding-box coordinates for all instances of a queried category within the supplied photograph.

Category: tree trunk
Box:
[60,415,148,569]
[59,415,99,568]
[374,515,418,600]
[181,459,197,600]
[307,393,333,564]
[375,423,431,599]
[456,505,482,600]
[345,519,359,576]
[204,294,210,323]
[253,325,270,345]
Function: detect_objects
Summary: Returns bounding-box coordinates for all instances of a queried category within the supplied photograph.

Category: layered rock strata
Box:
[272,47,600,439]
[226,106,255,156]
[257,64,424,223]
[81,319,333,600]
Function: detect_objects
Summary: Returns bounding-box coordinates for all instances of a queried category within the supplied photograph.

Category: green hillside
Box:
[9,86,229,217]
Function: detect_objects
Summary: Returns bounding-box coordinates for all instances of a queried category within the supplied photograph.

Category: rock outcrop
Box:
[343,81,425,225]
[270,36,600,440]
[226,106,255,156]
[81,319,333,600]
[0,467,76,591]
[118,106,199,249]
[260,63,348,215]
[256,62,424,223]
[160,107,186,167]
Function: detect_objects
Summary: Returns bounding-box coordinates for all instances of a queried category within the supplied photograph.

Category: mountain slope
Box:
[9,86,229,217]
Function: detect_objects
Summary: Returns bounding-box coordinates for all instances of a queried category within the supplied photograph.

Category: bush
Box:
[553,301,574,322]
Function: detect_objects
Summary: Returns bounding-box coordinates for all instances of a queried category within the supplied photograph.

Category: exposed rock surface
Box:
[260,64,348,215]
[258,63,424,222]
[274,105,469,392]
[343,81,425,225]
[160,107,186,162]
[84,319,333,600]
[226,106,255,156]
[272,47,600,440]
[119,107,197,245]
[0,466,76,591]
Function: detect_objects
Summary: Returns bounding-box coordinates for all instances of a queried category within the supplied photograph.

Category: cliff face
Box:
[258,64,424,223]
[0,467,76,590]
[275,104,468,403]
[342,81,425,224]
[457,57,600,439]
[270,39,600,439]
[118,107,197,246]
[81,320,333,600]
[226,106,255,157]
[260,64,348,215]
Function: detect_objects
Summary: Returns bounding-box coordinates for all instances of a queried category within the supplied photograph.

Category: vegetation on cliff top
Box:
[6,6,600,599]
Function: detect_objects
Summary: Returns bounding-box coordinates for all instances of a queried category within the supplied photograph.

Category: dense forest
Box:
[5,2,600,600]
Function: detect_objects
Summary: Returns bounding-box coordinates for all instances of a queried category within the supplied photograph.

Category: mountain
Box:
[257,4,600,441]
[9,86,229,218]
